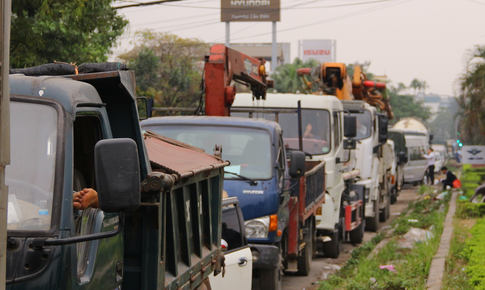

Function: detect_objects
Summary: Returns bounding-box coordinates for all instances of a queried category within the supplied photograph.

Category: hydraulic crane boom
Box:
[205,44,273,116]
[297,63,394,119]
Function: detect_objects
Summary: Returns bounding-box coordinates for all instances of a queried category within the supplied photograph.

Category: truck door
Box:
[210,199,252,290]
[73,112,123,289]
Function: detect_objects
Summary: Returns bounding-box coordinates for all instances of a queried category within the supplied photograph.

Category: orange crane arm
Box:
[204,44,273,116]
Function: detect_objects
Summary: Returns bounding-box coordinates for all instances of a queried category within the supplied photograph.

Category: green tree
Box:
[118,30,208,110]
[457,45,485,145]
[429,105,458,142]
[11,0,128,68]
[270,58,319,93]
[409,78,421,94]
[388,91,431,125]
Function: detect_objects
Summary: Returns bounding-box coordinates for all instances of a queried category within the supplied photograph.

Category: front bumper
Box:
[249,243,280,269]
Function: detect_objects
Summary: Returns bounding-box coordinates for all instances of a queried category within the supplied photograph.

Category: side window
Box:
[221,206,246,252]
[333,112,341,149]
[73,115,105,279]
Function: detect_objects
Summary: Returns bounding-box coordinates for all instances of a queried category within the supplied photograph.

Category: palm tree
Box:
[410,78,421,95]
[458,45,485,145]
[270,58,319,93]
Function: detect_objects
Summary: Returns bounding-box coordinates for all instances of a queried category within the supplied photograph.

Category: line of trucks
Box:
[4,44,408,290]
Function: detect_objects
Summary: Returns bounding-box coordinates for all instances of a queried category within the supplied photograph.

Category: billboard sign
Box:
[300,39,335,63]
[461,146,485,164]
[221,0,280,22]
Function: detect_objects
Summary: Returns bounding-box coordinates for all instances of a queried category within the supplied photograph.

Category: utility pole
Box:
[0,0,10,288]
[225,22,230,47]
[271,21,276,73]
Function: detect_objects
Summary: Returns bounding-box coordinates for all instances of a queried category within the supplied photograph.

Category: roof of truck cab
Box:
[9,74,102,114]
[144,131,229,179]
[141,115,282,133]
[232,92,343,111]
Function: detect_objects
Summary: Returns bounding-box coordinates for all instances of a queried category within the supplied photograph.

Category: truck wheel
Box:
[297,218,314,276]
[379,193,390,222]
[259,256,282,290]
[390,186,397,204]
[323,230,340,258]
[366,199,379,232]
[349,207,364,244]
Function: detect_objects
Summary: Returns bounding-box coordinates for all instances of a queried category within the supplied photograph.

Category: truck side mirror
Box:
[289,150,306,178]
[344,115,357,138]
[429,133,434,141]
[398,151,408,164]
[377,114,388,144]
[95,138,141,213]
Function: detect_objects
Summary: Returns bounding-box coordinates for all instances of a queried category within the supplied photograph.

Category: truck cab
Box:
[6,68,226,290]
[141,116,292,289]
[231,92,364,259]
[342,100,392,231]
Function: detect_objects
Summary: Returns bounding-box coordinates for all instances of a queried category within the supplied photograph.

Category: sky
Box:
[112,0,485,97]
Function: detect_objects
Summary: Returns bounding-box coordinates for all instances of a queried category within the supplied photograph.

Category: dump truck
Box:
[142,45,328,289]
[6,63,227,289]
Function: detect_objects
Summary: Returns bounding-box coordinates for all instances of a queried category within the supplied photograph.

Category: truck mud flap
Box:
[249,244,280,269]
[345,200,363,231]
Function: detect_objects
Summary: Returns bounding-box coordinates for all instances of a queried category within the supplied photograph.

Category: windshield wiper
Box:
[224,171,258,185]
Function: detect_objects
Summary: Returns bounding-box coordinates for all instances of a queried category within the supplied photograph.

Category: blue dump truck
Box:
[6,64,227,289]
[141,116,327,289]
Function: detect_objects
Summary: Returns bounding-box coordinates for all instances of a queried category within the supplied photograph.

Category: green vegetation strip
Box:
[318,186,451,290]
[463,218,485,289]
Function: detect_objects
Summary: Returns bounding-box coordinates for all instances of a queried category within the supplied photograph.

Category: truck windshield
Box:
[6,101,58,231]
[351,111,372,140]
[233,109,331,155]
[147,125,273,180]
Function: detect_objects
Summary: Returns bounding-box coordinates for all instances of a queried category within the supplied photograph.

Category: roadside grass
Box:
[463,218,485,289]
[442,218,475,290]
[318,186,450,290]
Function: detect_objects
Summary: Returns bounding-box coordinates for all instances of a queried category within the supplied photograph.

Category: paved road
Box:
[280,184,419,290]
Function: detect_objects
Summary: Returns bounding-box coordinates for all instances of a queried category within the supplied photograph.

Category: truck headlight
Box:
[245,216,270,238]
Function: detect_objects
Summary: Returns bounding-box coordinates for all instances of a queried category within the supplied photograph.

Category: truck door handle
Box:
[238,257,248,267]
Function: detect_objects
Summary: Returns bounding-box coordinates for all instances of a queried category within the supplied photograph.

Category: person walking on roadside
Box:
[423,148,436,185]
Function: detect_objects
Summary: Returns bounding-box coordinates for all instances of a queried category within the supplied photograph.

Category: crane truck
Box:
[6,63,227,289]
[143,44,333,289]
[297,63,397,232]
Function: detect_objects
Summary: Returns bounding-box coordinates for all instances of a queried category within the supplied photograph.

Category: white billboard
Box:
[461,146,485,164]
[299,39,336,63]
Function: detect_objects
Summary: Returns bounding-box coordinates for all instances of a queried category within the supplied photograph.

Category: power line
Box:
[130,12,219,27]
[160,0,395,10]
[113,0,182,9]
[227,0,407,41]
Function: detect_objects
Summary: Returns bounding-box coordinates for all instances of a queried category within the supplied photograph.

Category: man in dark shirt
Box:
[440,166,457,190]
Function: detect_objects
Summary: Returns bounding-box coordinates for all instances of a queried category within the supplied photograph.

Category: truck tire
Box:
[349,213,364,244]
[379,193,390,222]
[297,218,314,276]
[259,256,282,290]
[390,186,397,204]
[323,230,340,258]
[366,199,379,232]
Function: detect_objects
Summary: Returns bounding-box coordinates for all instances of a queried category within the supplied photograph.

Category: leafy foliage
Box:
[457,45,485,145]
[388,91,431,125]
[11,0,128,67]
[118,30,208,110]
[464,218,485,288]
[269,58,319,93]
